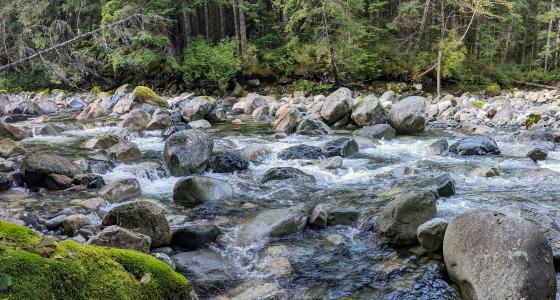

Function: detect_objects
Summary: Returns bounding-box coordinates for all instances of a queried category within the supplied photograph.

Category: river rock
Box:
[240,145,271,162]
[272,107,298,133]
[77,102,104,120]
[376,189,438,245]
[45,215,66,230]
[319,156,343,170]
[428,139,448,156]
[21,153,80,187]
[102,200,172,248]
[0,122,28,140]
[443,209,556,300]
[81,134,121,150]
[161,123,192,138]
[208,151,249,173]
[252,105,268,119]
[278,144,324,160]
[146,113,172,130]
[449,136,500,156]
[242,93,267,114]
[100,178,141,202]
[430,173,456,197]
[351,94,388,126]
[309,204,328,228]
[188,119,211,129]
[38,124,64,136]
[164,129,213,176]
[0,158,14,172]
[180,96,215,122]
[172,249,233,292]
[0,173,12,191]
[353,124,396,140]
[527,146,548,161]
[120,109,150,129]
[62,214,89,235]
[69,197,107,210]
[492,104,513,126]
[42,173,73,190]
[173,176,233,208]
[106,142,142,162]
[323,138,359,158]
[328,208,359,226]
[320,87,353,124]
[171,224,221,251]
[388,96,426,133]
[5,100,44,116]
[417,218,447,253]
[261,167,315,183]
[517,128,555,150]
[236,204,308,246]
[0,138,25,158]
[87,225,152,253]
[295,114,332,135]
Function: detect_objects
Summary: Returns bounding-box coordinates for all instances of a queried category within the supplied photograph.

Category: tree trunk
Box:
[204,1,210,39]
[416,0,431,51]
[219,5,226,39]
[544,0,555,72]
[330,47,341,86]
[232,0,241,54]
[238,0,247,54]
[436,48,442,98]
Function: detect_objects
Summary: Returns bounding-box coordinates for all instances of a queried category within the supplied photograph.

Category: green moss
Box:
[485,83,501,96]
[0,89,9,94]
[0,221,192,300]
[133,86,166,107]
[90,86,103,94]
[525,114,541,129]
[472,101,486,108]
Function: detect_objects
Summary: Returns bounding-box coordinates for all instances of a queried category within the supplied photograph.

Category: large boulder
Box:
[171,224,221,251]
[162,124,192,139]
[236,205,308,246]
[102,200,172,248]
[146,113,172,130]
[21,153,80,187]
[0,138,25,158]
[0,122,28,141]
[105,142,142,162]
[5,100,44,116]
[517,128,556,150]
[351,94,388,126]
[172,176,233,208]
[180,96,215,122]
[443,209,556,300]
[278,144,324,160]
[320,88,353,124]
[172,249,233,292]
[120,109,150,129]
[100,178,141,202]
[449,136,500,156]
[388,96,426,133]
[0,173,13,191]
[375,189,437,245]
[87,225,152,253]
[261,167,315,183]
[77,102,104,120]
[417,218,447,253]
[353,124,396,140]
[241,93,267,114]
[272,107,298,134]
[81,134,121,150]
[322,138,359,158]
[208,151,249,173]
[164,129,213,176]
[295,114,332,135]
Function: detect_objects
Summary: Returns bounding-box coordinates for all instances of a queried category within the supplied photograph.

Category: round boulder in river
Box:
[388,96,426,134]
[21,153,80,187]
[208,151,249,173]
[102,200,172,248]
[448,135,500,156]
[443,209,556,300]
[351,94,388,126]
[375,189,437,245]
[164,129,213,176]
[320,87,353,125]
[173,176,233,208]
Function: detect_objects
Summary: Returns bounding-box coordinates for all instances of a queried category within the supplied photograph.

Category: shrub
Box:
[485,83,501,96]
[181,37,241,87]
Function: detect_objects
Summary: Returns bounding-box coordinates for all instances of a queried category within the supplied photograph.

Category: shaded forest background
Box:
[1,0,560,94]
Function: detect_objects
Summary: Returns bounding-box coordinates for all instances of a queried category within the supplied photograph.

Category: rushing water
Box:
[4,116,560,299]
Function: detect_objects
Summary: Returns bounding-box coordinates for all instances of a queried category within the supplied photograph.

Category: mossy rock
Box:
[485,83,501,97]
[90,86,103,94]
[0,221,193,300]
[525,114,541,129]
[472,101,487,108]
[133,86,167,107]
[0,89,7,94]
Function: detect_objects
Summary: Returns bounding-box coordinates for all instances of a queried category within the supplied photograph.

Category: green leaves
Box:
[0,274,12,292]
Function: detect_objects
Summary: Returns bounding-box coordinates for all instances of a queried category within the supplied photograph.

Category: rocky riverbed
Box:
[1,85,560,299]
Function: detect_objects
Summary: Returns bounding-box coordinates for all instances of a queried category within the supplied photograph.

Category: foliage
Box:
[181,37,241,87]
[485,83,502,96]
[473,101,487,108]
[0,221,192,300]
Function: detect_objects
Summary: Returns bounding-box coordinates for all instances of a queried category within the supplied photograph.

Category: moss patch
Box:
[0,221,192,300]
[133,86,166,107]
[472,101,486,108]
[485,83,501,97]
[90,86,103,94]
[525,114,541,129]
